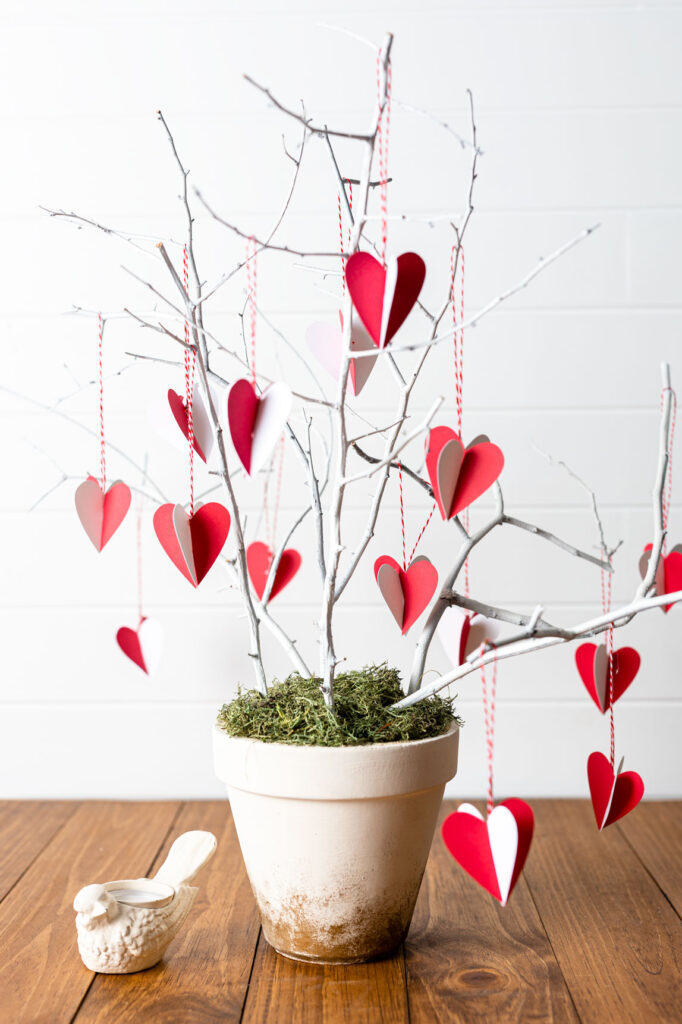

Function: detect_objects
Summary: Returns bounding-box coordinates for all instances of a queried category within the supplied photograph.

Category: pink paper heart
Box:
[425,427,504,520]
[153,502,230,587]
[575,643,640,713]
[116,617,163,676]
[587,751,644,830]
[441,798,534,906]
[246,541,302,602]
[436,607,501,666]
[374,554,438,635]
[305,314,378,396]
[345,251,426,347]
[74,476,131,551]
[227,379,292,475]
[167,388,212,462]
[639,543,682,613]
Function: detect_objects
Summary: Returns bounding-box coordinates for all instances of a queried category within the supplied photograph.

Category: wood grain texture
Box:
[523,799,682,1024]
[0,801,180,1024]
[241,935,408,1024]
[75,802,261,1024]
[405,800,579,1024]
[617,801,682,918]
[0,800,78,902]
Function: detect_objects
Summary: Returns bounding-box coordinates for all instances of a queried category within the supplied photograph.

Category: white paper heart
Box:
[436,607,501,667]
[138,618,163,675]
[305,316,378,396]
[172,503,198,585]
[457,802,519,906]
[250,382,292,475]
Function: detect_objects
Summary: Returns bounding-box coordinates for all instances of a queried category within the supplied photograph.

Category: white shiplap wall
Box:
[1,0,681,799]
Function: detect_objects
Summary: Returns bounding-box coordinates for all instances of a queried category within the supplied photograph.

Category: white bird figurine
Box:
[73,830,217,973]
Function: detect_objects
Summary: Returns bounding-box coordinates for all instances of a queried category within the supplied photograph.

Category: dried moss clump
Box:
[216,664,460,747]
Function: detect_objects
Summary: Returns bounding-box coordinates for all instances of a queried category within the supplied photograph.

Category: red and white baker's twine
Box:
[451,245,465,437]
[338,183,353,292]
[246,237,258,386]
[661,385,677,555]
[376,50,392,265]
[183,245,196,515]
[98,313,106,492]
[600,551,615,767]
[480,649,498,817]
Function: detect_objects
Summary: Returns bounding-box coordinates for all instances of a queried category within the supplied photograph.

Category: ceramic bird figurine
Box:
[73,830,217,973]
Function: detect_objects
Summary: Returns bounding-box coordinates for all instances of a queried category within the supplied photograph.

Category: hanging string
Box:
[375,51,392,265]
[480,647,498,817]
[398,461,407,570]
[338,184,353,294]
[98,313,106,492]
[451,245,465,437]
[661,386,677,555]
[599,550,615,767]
[408,503,436,565]
[246,237,258,386]
[183,245,196,516]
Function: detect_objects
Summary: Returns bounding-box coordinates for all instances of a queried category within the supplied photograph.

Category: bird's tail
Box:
[154,830,217,888]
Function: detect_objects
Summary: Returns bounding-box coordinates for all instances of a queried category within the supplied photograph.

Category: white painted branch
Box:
[340,397,443,485]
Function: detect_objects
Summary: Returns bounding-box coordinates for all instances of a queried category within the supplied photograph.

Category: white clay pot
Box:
[213,723,459,964]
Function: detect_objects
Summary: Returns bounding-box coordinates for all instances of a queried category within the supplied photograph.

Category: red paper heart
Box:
[374,555,438,635]
[587,751,644,830]
[227,379,291,476]
[575,643,641,713]
[425,427,504,520]
[167,389,208,462]
[639,543,682,613]
[441,798,534,905]
[74,476,131,551]
[345,252,426,347]
[116,618,162,676]
[247,541,302,601]
[153,502,230,587]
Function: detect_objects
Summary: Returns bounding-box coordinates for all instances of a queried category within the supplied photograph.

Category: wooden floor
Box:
[0,800,679,1023]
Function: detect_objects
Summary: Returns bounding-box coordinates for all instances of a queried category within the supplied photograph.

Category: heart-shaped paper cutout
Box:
[587,751,644,830]
[167,387,213,463]
[227,379,292,475]
[442,798,534,905]
[425,427,504,520]
[575,642,641,713]
[639,543,682,613]
[74,476,131,551]
[246,541,302,602]
[374,554,438,635]
[306,313,378,396]
[345,251,426,347]
[436,606,501,666]
[153,502,230,587]
[116,617,163,676]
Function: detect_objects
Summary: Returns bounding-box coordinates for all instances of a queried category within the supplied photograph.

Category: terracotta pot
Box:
[213,723,459,964]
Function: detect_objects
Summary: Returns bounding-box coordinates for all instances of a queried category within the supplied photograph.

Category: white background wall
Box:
[1,0,681,799]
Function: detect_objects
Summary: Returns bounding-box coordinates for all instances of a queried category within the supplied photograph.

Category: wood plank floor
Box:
[0,800,678,1023]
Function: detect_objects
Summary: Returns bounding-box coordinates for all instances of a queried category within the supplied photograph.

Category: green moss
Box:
[216,664,460,747]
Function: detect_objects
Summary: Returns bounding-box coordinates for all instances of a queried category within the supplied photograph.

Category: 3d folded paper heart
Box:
[153,502,230,587]
[639,543,682,613]
[305,313,378,396]
[345,251,426,348]
[425,427,504,520]
[116,618,163,676]
[441,799,534,906]
[74,477,132,552]
[227,379,292,476]
[167,387,213,463]
[374,555,438,635]
[587,752,644,831]
[247,541,301,602]
[436,606,501,667]
[575,642,641,713]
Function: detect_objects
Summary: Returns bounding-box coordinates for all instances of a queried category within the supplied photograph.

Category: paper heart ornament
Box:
[639,543,682,613]
[246,541,301,601]
[306,313,378,396]
[425,427,504,520]
[374,555,438,635]
[227,379,292,475]
[74,476,131,551]
[345,251,426,348]
[116,618,163,676]
[575,643,640,713]
[167,387,213,462]
[442,799,534,906]
[587,752,644,830]
[436,606,501,666]
[153,502,230,587]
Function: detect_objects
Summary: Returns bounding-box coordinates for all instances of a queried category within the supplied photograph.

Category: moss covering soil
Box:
[216,664,461,747]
